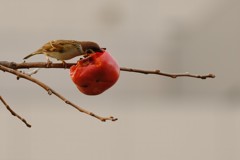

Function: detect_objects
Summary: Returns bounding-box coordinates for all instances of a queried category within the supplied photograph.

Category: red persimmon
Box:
[70,51,120,95]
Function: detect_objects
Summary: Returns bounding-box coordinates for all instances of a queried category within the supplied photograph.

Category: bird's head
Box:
[81,41,105,54]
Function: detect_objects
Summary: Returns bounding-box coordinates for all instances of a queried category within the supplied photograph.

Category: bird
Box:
[23,40,104,64]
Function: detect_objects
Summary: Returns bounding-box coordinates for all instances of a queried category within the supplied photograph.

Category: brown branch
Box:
[0,60,215,127]
[0,96,31,128]
[120,67,215,79]
[0,61,215,79]
[0,64,117,123]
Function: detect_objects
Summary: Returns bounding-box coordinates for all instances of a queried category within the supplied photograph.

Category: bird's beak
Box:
[101,48,106,52]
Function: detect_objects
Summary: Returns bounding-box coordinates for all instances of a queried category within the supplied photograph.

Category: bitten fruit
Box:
[70,51,120,95]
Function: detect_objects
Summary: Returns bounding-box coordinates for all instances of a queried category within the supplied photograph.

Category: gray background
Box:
[1,0,240,159]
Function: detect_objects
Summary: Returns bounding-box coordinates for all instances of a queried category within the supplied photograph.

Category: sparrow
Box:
[23,40,104,64]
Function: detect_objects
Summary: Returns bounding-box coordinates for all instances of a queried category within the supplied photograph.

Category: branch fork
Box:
[0,61,215,127]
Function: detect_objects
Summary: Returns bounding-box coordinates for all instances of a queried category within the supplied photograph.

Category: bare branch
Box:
[120,67,215,79]
[0,61,215,79]
[0,96,31,128]
[0,64,117,122]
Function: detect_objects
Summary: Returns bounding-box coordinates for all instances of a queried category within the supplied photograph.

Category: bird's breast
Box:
[46,51,81,60]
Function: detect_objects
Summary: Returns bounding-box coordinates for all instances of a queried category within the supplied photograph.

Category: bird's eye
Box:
[85,49,93,54]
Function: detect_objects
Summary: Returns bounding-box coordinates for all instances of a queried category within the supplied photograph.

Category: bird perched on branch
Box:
[23,40,104,64]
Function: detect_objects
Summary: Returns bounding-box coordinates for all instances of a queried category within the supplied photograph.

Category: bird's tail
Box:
[23,51,43,60]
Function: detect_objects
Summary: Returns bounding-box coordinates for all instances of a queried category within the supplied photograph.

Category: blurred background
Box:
[0,0,240,159]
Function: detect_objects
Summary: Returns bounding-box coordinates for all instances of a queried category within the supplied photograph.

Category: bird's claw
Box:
[46,59,53,68]
[62,61,68,69]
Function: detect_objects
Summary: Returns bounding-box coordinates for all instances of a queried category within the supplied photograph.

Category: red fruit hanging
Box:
[70,51,120,95]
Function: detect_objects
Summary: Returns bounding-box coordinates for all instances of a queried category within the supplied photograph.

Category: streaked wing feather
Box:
[42,40,80,53]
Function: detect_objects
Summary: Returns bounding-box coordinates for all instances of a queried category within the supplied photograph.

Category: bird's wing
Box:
[42,40,81,53]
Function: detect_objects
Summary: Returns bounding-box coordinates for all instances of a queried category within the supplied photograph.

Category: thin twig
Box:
[120,67,215,79]
[27,68,40,76]
[0,64,117,122]
[0,96,31,128]
[0,61,215,79]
